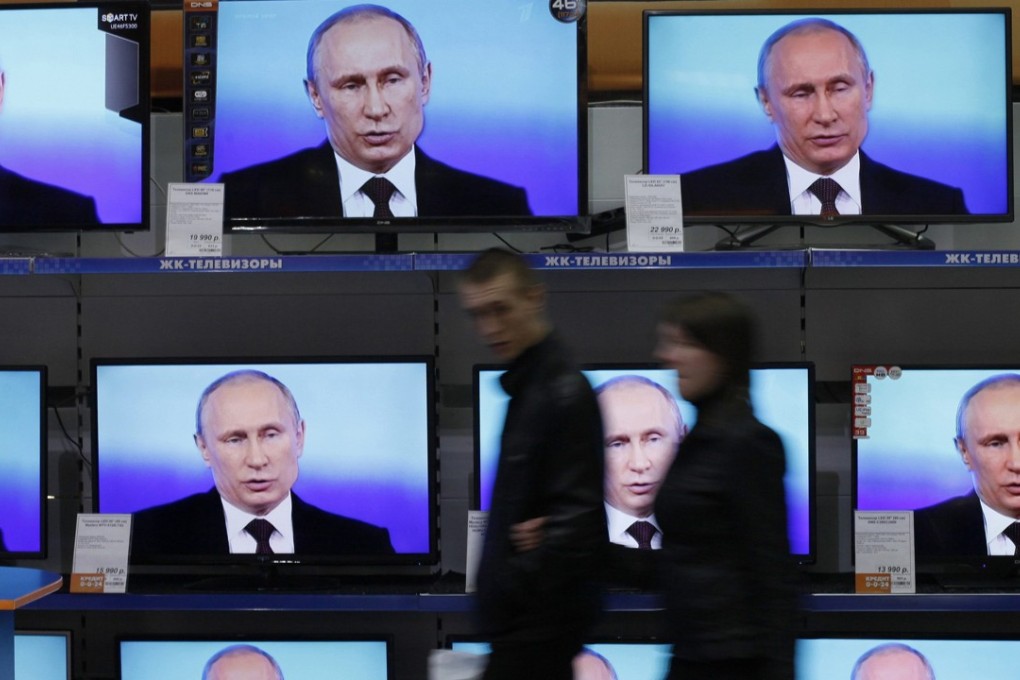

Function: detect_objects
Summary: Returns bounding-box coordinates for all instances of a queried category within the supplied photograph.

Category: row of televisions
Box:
[18,633,1020,678]
[3,359,1019,578]
[0,1,1012,235]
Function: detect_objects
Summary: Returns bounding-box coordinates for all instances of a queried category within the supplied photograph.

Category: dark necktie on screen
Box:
[361,176,397,218]
[626,520,658,550]
[1003,522,1020,555]
[245,518,276,555]
[808,177,842,218]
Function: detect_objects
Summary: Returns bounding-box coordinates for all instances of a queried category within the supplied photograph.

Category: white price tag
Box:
[70,513,132,594]
[165,182,224,257]
[624,175,684,252]
[854,510,915,594]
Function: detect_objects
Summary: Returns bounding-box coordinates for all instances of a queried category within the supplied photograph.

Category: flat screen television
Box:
[119,638,389,679]
[644,9,1013,246]
[0,2,148,232]
[15,631,70,680]
[852,365,1020,577]
[182,0,588,236]
[91,357,436,578]
[0,367,46,559]
[797,635,1020,679]
[451,639,672,680]
[474,363,815,563]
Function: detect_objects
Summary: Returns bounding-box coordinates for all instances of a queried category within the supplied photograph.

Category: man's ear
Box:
[756,86,774,122]
[195,433,212,467]
[305,78,324,119]
[0,72,7,113]
[863,70,875,112]
[956,437,973,471]
[419,61,432,105]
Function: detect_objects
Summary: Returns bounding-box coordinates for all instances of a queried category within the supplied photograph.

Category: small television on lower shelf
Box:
[852,365,1020,579]
[119,638,389,679]
[451,639,672,680]
[91,357,436,581]
[0,367,46,560]
[15,631,71,680]
[797,635,1020,679]
[644,8,1012,246]
[474,363,815,564]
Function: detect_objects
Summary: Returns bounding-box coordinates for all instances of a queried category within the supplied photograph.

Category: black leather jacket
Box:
[476,333,606,640]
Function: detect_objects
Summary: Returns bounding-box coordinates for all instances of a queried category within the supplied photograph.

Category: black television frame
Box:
[0,1,150,234]
[90,355,439,582]
[0,365,48,562]
[117,635,393,680]
[850,363,1020,582]
[642,7,1014,249]
[181,0,591,237]
[472,361,817,566]
[14,629,72,680]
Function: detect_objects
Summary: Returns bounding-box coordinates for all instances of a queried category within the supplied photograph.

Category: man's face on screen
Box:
[196,378,304,516]
[958,382,1020,518]
[306,15,431,174]
[206,650,281,680]
[855,648,932,680]
[757,27,873,175]
[598,382,683,518]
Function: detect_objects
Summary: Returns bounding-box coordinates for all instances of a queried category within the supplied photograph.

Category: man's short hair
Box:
[595,374,686,442]
[195,369,302,437]
[461,247,539,290]
[757,17,871,92]
[850,642,934,680]
[955,373,1020,442]
[305,3,428,83]
[202,644,285,680]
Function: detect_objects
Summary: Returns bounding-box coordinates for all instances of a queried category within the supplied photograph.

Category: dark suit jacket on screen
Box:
[0,165,99,227]
[130,489,395,558]
[679,146,968,217]
[219,143,532,221]
[913,491,988,557]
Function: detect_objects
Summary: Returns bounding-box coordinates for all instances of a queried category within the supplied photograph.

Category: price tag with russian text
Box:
[70,514,132,594]
[165,182,224,257]
[624,175,684,252]
[854,510,915,594]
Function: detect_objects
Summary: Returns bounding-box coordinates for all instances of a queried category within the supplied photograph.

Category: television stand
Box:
[714,223,936,250]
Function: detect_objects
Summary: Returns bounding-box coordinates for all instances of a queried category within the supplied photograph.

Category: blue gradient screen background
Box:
[453,641,672,680]
[120,639,387,679]
[208,0,581,215]
[0,370,43,553]
[15,633,68,679]
[797,638,1020,679]
[853,368,1020,511]
[95,361,433,554]
[0,6,144,225]
[646,12,1010,216]
[476,366,813,556]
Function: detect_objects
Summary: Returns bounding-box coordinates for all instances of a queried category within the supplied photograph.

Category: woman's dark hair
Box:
[659,291,756,390]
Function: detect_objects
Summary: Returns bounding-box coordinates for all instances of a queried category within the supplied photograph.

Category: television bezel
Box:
[0,1,150,234]
[15,630,72,680]
[642,7,1015,230]
[117,635,392,680]
[472,361,817,565]
[89,355,439,573]
[0,365,48,561]
[849,363,1020,577]
[182,0,590,236]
